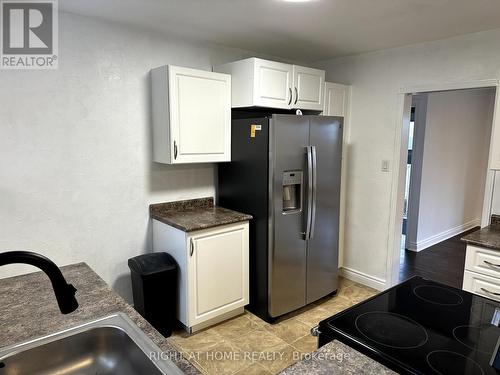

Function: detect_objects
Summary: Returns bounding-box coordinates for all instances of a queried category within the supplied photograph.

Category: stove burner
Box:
[427,350,484,375]
[354,311,428,349]
[453,325,500,354]
[413,285,464,306]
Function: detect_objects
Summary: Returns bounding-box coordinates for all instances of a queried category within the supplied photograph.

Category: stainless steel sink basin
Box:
[0,313,183,375]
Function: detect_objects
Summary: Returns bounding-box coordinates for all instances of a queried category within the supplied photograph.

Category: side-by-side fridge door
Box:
[269,114,309,317]
[306,116,343,303]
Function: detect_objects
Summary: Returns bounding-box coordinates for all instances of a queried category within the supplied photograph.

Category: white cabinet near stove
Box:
[152,221,249,332]
[463,245,500,301]
[215,58,324,111]
[151,65,231,164]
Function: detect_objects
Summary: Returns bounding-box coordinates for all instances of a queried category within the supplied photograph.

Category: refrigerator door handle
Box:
[304,146,313,240]
[310,146,317,239]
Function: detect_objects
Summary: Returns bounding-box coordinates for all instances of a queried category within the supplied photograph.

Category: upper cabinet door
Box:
[151,65,231,164]
[323,82,348,116]
[292,65,325,111]
[253,59,293,110]
[169,66,231,164]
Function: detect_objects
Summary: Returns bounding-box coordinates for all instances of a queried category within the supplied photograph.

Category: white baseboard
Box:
[406,219,480,252]
[340,266,386,291]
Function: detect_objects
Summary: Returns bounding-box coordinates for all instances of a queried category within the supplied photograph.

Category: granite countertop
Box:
[462,215,500,250]
[280,340,395,375]
[0,263,199,375]
[150,197,252,232]
[0,263,399,375]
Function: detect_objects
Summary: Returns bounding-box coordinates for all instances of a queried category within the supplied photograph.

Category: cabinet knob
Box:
[190,238,194,256]
[174,141,178,159]
[288,87,292,105]
[294,87,298,105]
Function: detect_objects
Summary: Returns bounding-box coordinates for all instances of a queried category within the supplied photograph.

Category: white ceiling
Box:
[61,0,500,62]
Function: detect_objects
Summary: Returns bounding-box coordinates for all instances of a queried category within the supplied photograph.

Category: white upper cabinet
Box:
[323,82,349,116]
[293,65,325,111]
[214,58,325,111]
[151,65,231,164]
[254,59,294,109]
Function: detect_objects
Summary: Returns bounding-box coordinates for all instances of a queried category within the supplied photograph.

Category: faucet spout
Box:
[0,251,78,314]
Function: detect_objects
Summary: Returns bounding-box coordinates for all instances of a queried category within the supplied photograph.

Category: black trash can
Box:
[128,252,177,337]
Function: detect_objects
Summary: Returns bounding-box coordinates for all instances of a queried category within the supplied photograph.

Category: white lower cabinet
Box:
[463,244,500,302]
[152,221,249,332]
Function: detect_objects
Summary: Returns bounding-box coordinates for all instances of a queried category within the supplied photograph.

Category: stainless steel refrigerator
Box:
[218,114,342,322]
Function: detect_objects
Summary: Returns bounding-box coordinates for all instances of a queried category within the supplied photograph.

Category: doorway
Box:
[401,106,415,240]
[391,85,498,288]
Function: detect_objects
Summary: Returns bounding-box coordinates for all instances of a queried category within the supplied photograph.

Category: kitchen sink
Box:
[0,313,183,375]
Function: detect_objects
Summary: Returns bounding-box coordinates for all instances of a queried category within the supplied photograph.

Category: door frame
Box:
[386,79,500,287]
[404,94,428,250]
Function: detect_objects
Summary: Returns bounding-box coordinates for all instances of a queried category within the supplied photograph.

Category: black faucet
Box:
[0,251,78,314]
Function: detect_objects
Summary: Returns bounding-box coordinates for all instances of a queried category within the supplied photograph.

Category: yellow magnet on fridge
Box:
[250,124,261,138]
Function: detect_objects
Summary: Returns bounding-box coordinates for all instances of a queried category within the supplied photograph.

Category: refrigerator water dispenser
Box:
[282,171,303,213]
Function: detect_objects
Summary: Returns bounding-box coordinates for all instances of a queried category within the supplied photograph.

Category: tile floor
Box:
[168,277,378,375]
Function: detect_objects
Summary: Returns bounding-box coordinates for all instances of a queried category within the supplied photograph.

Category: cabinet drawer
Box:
[465,245,500,278]
[463,270,500,302]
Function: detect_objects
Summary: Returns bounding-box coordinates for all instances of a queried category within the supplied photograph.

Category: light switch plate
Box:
[381,160,390,172]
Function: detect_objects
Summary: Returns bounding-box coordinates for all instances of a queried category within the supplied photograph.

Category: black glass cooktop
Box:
[318,276,500,375]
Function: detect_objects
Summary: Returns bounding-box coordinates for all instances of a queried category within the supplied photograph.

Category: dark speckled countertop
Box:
[462,215,500,250]
[150,197,252,232]
[280,340,395,374]
[0,263,399,375]
[0,263,199,375]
